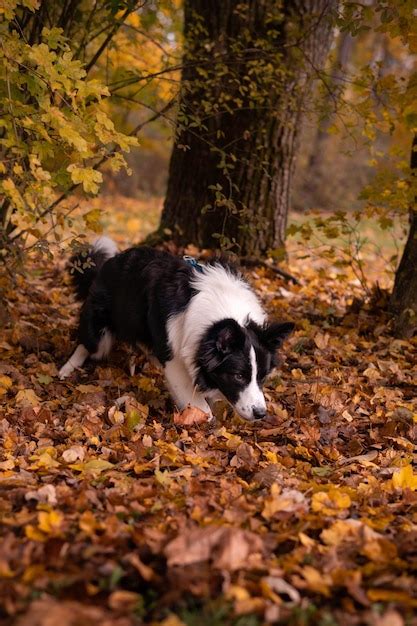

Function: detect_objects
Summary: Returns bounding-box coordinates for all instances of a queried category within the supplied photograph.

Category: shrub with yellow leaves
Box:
[0,0,139,263]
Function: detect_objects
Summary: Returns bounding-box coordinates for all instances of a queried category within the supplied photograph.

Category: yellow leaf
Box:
[57,122,88,153]
[301,566,331,596]
[367,589,417,608]
[216,426,242,450]
[312,489,351,516]
[67,165,103,194]
[38,510,63,535]
[156,440,181,463]
[0,375,12,390]
[25,525,46,542]
[263,450,278,464]
[321,519,362,546]
[70,459,114,475]
[155,469,172,487]
[137,376,157,393]
[30,451,59,469]
[226,584,250,602]
[392,465,417,491]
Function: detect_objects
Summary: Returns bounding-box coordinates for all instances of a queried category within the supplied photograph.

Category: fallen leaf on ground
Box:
[164,526,264,571]
[173,405,210,426]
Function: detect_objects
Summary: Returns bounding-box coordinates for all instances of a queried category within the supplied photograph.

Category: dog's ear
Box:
[215,319,245,355]
[258,321,295,351]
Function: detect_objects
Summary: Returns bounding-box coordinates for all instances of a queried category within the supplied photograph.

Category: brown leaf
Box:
[173,405,210,426]
[164,526,264,571]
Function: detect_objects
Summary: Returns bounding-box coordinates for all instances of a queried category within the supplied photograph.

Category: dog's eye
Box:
[234,373,244,382]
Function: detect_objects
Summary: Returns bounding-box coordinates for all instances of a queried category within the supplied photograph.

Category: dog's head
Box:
[196,318,294,421]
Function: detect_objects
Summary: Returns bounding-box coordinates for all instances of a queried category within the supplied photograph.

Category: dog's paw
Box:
[58,361,74,379]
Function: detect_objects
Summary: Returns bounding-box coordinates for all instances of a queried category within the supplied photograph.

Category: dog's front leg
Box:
[164,357,213,418]
[59,344,89,379]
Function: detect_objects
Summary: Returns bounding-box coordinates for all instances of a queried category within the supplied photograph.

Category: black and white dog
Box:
[59,237,294,421]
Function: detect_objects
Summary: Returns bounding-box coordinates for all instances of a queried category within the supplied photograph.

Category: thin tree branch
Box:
[84,2,145,74]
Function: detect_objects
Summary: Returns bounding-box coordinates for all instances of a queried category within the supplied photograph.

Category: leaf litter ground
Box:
[0,197,416,626]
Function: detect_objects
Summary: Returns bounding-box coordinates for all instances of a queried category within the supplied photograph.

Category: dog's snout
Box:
[252,406,267,420]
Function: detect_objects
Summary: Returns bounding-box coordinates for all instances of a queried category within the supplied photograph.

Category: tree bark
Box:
[390,134,417,338]
[160,0,337,256]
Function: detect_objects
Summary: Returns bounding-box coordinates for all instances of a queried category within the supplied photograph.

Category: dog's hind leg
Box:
[59,288,113,379]
[59,329,113,379]
[91,328,113,361]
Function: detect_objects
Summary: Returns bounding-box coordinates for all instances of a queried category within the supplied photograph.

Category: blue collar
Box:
[183,255,204,273]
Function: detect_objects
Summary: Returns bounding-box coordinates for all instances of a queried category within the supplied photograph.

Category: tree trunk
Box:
[390,134,417,338]
[160,0,337,256]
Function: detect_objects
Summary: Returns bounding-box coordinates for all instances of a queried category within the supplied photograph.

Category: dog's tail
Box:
[69,236,118,300]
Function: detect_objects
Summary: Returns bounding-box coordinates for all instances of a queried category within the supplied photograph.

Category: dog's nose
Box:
[252,406,266,420]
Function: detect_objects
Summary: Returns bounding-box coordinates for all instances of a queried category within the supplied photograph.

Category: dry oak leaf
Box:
[173,405,210,426]
[164,525,264,571]
[311,489,351,516]
[230,442,259,469]
[15,388,41,407]
[15,597,133,626]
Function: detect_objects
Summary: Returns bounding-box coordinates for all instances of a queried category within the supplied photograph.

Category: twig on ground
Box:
[240,257,300,285]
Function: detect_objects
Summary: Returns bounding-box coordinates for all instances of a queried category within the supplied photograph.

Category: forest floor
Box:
[0,196,417,626]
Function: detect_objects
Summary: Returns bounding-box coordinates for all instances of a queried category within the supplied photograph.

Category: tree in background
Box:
[160,0,338,256]
[339,2,417,338]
